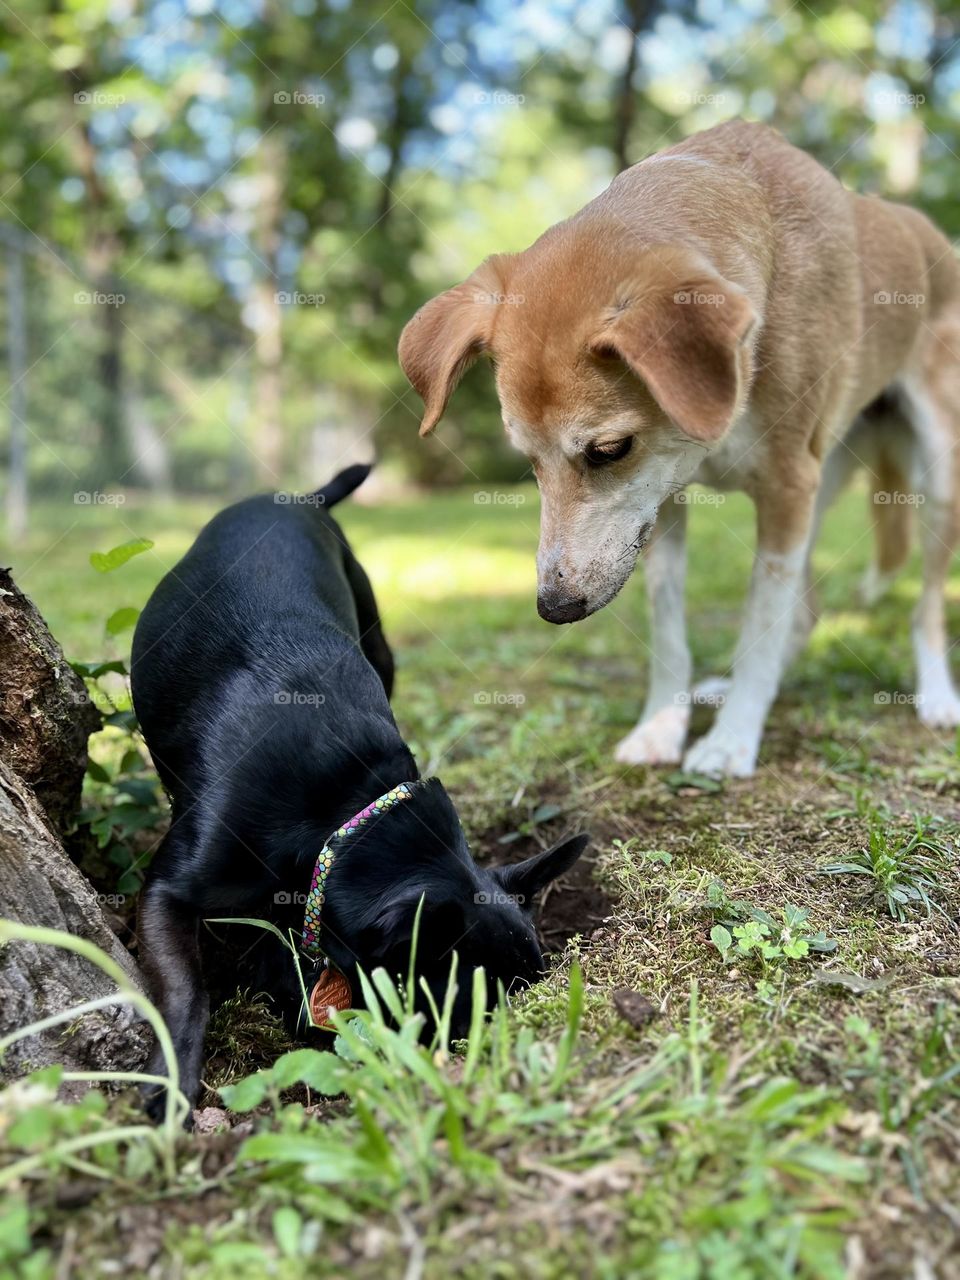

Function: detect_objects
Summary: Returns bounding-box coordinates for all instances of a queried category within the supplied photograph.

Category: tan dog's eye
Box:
[584,437,633,466]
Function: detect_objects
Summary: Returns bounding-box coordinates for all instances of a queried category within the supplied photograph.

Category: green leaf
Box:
[665,770,724,794]
[115,778,159,806]
[809,970,889,994]
[733,921,767,954]
[744,905,778,929]
[531,803,563,825]
[206,917,293,949]
[220,1049,345,1112]
[782,939,810,960]
[710,924,732,955]
[89,538,154,573]
[85,759,111,784]
[105,606,140,635]
[782,1145,868,1181]
[0,1196,30,1261]
[744,1077,802,1121]
[270,1049,345,1095]
[104,709,138,731]
[219,1070,271,1112]
[71,659,127,678]
[116,867,143,896]
[805,932,838,954]
[272,1207,302,1259]
[239,1133,375,1180]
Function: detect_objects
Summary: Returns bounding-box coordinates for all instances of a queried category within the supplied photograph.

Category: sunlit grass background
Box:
[16,478,937,740]
[6,482,960,1276]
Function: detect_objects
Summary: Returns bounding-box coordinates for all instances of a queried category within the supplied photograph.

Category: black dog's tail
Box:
[312,463,372,509]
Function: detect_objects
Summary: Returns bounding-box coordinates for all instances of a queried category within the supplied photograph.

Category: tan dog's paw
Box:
[615,705,689,766]
[682,725,758,778]
[917,689,960,729]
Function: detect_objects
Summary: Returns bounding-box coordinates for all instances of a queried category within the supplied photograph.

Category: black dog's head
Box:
[319,778,588,1039]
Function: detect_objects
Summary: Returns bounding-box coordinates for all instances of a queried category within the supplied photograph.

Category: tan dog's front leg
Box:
[615,497,691,765]
[683,483,817,778]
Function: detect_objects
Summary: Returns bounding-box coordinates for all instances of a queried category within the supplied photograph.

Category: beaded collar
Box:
[301,781,416,958]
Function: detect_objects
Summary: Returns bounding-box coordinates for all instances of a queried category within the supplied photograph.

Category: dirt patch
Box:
[473,809,619,955]
[535,851,616,952]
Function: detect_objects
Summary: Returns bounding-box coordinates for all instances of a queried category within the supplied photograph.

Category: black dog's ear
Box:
[493,833,590,906]
[363,886,466,963]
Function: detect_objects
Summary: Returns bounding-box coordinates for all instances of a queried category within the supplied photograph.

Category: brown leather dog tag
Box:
[309,968,353,1029]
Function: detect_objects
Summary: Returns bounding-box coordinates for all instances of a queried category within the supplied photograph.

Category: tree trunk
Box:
[0,571,148,1080]
[0,570,100,832]
[5,239,28,543]
[613,0,650,172]
[252,130,287,485]
[65,67,130,487]
[92,268,127,487]
[0,759,148,1080]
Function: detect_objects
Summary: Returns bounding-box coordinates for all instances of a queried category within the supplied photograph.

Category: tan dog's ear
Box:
[590,265,758,442]
[399,264,504,436]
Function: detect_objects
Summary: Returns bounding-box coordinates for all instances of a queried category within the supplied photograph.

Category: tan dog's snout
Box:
[536,566,589,624]
[537,591,589,624]
[535,512,588,623]
[536,508,656,624]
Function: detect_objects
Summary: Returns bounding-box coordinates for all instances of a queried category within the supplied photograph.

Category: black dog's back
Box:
[132,464,392,794]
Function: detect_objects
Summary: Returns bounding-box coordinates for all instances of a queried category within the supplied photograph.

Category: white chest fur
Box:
[690,412,761,492]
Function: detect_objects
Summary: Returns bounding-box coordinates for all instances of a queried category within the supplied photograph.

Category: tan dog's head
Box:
[399,236,758,622]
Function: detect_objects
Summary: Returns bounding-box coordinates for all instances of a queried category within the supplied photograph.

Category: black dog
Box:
[131,464,587,1116]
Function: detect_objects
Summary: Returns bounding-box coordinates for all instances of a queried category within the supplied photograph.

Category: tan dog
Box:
[399,121,960,777]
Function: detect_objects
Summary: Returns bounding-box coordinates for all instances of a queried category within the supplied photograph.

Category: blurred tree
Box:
[0,0,957,504]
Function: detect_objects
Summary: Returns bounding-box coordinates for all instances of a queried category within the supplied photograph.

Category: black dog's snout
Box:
[537,591,588,624]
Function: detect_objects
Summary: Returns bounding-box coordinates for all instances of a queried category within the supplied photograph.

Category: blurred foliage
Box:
[0,0,958,509]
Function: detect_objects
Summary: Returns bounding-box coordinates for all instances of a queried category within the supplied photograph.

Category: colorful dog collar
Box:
[301,781,416,958]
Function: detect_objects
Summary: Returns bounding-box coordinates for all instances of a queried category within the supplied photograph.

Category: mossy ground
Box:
[5,481,959,1278]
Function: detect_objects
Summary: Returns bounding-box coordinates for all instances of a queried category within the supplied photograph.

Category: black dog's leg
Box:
[138,879,209,1123]
[343,551,395,698]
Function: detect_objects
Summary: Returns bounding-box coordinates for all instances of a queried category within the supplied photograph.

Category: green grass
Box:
[2,480,959,1278]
